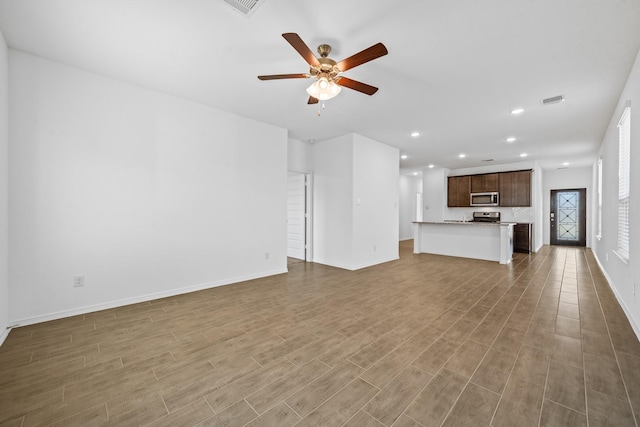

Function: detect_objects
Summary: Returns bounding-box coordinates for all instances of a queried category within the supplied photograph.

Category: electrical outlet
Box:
[73,275,85,288]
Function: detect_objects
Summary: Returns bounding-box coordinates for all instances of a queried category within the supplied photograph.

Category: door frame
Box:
[550,188,586,246]
[287,171,313,262]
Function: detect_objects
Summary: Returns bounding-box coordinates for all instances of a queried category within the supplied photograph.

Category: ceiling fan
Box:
[258,33,388,104]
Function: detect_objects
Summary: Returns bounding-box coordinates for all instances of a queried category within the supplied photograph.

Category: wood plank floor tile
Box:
[30,403,107,427]
[545,359,586,413]
[539,400,587,427]
[586,388,635,427]
[411,338,460,375]
[245,359,331,415]
[284,361,362,417]
[147,399,214,427]
[470,348,517,394]
[204,358,295,413]
[359,341,426,389]
[342,410,385,427]
[492,376,544,427]
[551,334,583,368]
[295,378,378,427]
[2,245,640,427]
[404,369,467,426]
[363,365,432,426]
[244,402,301,427]
[441,382,500,427]
[443,339,489,379]
[194,399,257,427]
[583,352,628,400]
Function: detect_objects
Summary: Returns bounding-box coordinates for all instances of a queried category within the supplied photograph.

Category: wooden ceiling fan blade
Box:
[337,43,388,72]
[282,33,320,67]
[308,96,319,104]
[257,73,309,80]
[335,77,379,95]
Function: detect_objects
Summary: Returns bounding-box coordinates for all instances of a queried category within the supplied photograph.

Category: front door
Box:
[550,188,586,246]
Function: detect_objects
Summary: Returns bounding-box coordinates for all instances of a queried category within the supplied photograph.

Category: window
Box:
[597,157,602,239]
[617,105,631,260]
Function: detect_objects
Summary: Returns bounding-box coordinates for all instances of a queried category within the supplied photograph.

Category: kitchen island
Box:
[413,221,514,264]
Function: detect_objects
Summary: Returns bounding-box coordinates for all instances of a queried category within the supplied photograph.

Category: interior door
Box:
[287,172,306,260]
[550,188,586,246]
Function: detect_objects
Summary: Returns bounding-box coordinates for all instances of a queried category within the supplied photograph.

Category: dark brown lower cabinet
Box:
[514,223,532,254]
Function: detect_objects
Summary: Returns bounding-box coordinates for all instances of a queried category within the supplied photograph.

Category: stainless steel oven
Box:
[471,192,499,206]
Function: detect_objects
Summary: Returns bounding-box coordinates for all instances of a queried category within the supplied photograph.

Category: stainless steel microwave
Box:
[471,192,499,206]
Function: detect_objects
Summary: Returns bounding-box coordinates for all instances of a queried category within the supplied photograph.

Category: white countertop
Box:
[413,221,515,226]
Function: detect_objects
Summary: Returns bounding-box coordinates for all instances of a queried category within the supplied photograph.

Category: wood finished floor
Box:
[1,241,640,427]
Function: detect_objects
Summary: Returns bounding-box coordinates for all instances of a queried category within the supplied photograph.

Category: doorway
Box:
[287,172,308,260]
[550,188,586,246]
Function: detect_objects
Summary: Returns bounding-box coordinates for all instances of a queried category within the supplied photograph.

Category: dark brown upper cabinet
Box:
[447,176,471,207]
[470,173,499,193]
[499,170,531,207]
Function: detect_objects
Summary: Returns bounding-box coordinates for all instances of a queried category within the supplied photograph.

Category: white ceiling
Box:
[1,0,639,174]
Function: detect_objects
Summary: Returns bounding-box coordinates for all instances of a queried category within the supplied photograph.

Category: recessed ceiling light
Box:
[506,137,516,143]
[458,153,466,158]
[410,131,420,138]
[563,162,570,166]
[520,153,528,157]
[428,164,435,168]
[413,172,418,176]
[511,108,525,115]
[401,154,408,159]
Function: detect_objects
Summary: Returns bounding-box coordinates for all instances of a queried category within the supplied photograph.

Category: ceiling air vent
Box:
[542,95,565,105]
[482,159,495,162]
[221,0,264,16]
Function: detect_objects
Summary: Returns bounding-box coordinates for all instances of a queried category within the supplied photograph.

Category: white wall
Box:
[8,51,288,325]
[0,30,9,344]
[352,134,399,269]
[287,138,312,173]
[312,135,353,269]
[542,167,593,246]
[399,175,422,240]
[592,48,640,337]
[312,133,398,270]
[421,167,448,222]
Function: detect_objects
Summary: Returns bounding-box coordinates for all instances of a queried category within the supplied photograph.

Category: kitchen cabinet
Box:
[471,173,499,193]
[447,176,470,207]
[499,170,531,207]
[514,223,532,253]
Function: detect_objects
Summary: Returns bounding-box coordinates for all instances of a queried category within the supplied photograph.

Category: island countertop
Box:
[413,220,516,226]
[413,221,514,264]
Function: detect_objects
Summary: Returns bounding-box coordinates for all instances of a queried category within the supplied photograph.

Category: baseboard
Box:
[313,256,399,271]
[0,323,10,347]
[593,253,640,341]
[350,256,400,271]
[9,268,288,329]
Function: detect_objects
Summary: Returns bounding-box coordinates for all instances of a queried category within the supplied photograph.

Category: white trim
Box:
[313,256,400,271]
[594,253,640,341]
[0,326,10,347]
[7,268,287,329]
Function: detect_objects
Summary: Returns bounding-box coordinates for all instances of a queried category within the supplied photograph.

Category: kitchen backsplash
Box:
[446,207,534,223]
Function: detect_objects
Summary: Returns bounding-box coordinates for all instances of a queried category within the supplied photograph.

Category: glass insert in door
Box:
[557,191,579,241]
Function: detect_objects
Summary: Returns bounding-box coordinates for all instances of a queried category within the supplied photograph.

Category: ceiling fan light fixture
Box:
[306,76,341,100]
